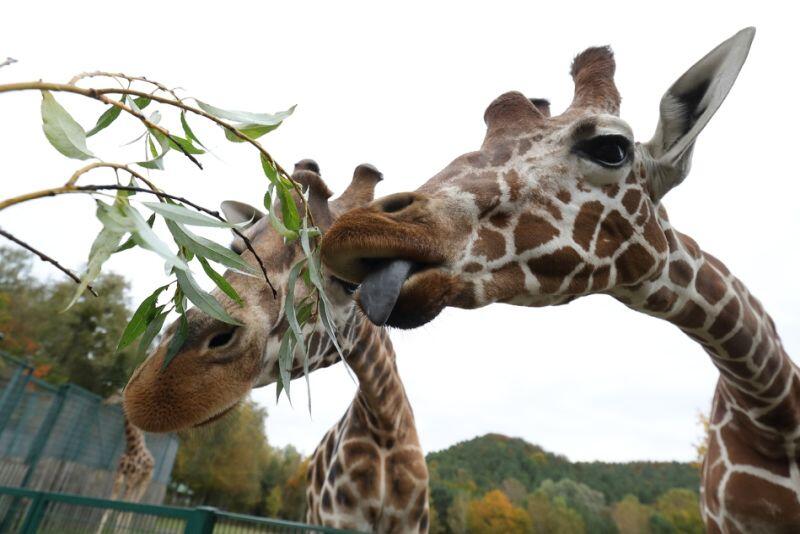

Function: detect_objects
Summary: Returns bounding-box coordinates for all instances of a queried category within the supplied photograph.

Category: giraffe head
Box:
[124,161,383,432]
[321,28,755,329]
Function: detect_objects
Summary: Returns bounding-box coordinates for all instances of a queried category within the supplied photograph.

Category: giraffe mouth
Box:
[194,400,239,428]
[357,259,417,325]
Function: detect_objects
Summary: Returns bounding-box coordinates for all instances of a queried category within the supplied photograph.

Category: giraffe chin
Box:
[193,400,240,428]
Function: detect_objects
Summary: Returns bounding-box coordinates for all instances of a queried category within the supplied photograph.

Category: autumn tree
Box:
[612,494,653,534]
[652,489,703,534]
[466,489,531,534]
[527,492,586,533]
[537,478,617,533]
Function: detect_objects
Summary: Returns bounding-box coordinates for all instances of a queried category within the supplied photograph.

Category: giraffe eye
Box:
[574,135,631,168]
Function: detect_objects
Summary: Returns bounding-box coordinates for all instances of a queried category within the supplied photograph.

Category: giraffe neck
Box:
[614,218,798,453]
[294,308,412,432]
[124,417,147,455]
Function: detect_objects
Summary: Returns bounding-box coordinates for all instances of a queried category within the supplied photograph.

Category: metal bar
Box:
[183,505,217,534]
[0,364,33,435]
[19,489,45,534]
[20,385,66,488]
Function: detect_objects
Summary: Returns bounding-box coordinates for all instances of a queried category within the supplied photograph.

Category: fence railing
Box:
[0,485,358,533]
[0,351,178,503]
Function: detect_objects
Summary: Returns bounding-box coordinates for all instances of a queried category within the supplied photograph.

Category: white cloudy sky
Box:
[2,2,798,462]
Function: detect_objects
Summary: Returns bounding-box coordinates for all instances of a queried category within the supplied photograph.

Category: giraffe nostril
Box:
[378,193,416,214]
[207,327,239,349]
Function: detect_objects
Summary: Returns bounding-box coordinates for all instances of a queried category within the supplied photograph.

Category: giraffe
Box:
[123,162,429,533]
[97,392,155,533]
[320,28,800,532]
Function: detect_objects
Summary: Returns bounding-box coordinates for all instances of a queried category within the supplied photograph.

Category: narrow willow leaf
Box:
[143,202,234,228]
[198,256,242,305]
[285,258,307,355]
[260,154,280,185]
[117,285,168,350]
[175,268,242,326]
[86,102,122,137]
[126,96,152,112]
[66,226,124,310]
[277,330,295,403]
[263,190,298,241]
[122,205,188,271]
[136,153,166,170]
[300,225,342,356]
[164,310,188,369]
[168,135,205,154]
[137,306,168,358]
[260,156,300,231]
[165,220,257,275]
[40,91,94,160]
[223,122,281,142]
[115,213,155,253]
[197,101,295,126]
[180,112,205,148]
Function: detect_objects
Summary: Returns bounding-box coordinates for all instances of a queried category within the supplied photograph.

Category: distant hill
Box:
[426,433,700,504]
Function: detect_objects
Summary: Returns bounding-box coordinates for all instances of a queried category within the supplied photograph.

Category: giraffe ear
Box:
[220,201,265,229]
[644,27,755,201]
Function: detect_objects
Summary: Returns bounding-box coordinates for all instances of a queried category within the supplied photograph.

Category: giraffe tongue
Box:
[358,259,415,326]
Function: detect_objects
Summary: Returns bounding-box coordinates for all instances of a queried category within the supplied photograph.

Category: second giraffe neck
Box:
[124,417,147,454]
[615,220,798,452]
[342,318,412,433]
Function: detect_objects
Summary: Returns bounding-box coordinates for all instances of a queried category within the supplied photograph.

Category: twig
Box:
[0,81,310,223]
[68,71,181,101]
[0,181,275,296]
[75,185,275,296]
[0,58,17,70]
[0,227,98,296]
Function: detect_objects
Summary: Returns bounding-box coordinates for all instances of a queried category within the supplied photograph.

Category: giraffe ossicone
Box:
[321,28,800,531]
[124,163,429,533]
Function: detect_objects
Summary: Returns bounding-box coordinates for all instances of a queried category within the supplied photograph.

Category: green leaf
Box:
[175,268,242,326]
[86,103,122,137]
[224,122,281,142]
[165,220,257,275]
[117,285,168,351]
[300,225,342,357]
[260,156,300,232]
[40,91,94,160]
[168,135,205,154]
[180,112,205,148]
[285,258,307,356]
[164,308,188,369]
[122,205,188,271]
[66,226,124,310]
[263,189,298,241]
[115,213,155,253]
[198,256,242,305]
[277,330,296,402]
[260,154,280,184]
[127,96,152,112]
[197,101,295,126]
[143,202,234,228]
[137,306,168,358]
[136,153,166,170]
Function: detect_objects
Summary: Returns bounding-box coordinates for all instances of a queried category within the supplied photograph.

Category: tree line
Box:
[0,247,706,530]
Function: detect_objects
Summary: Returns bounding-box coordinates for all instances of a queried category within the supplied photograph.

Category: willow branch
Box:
[0,81,310,223]
[0,58,16,69]
[68,71,182,101]
[0,228,97,296]
[65,162,158,191]
[0,81,201,169]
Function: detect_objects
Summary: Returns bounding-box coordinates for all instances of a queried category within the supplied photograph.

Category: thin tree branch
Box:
[0,81,202,169]
[68,71,181,101]
[0,180,277,296]
[0,58,17,70]
[0,81,311,223]
[0,227,98,296]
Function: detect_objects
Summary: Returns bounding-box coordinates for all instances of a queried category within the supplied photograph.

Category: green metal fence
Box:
[0,352,178,503]
[0,486,356,533]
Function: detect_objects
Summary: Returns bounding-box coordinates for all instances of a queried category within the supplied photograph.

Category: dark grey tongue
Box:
[359,259,414,326]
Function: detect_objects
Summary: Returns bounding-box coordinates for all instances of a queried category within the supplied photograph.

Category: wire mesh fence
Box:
[0,486,359,533]
[0,351,178,503]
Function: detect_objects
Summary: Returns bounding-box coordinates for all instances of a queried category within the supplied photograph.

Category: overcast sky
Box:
[2,2,798,462]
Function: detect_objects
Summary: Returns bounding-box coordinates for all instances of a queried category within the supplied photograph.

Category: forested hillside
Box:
[427,434,703,533]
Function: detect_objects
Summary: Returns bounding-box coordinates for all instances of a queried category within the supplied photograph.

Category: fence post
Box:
[184,506,217,534]
[19,490,46,534]
[19,384,66,489]
[0,361,33,434]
